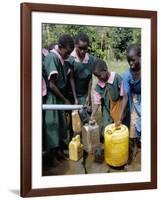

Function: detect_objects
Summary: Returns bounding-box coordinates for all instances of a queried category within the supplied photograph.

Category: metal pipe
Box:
[42,104,84,110]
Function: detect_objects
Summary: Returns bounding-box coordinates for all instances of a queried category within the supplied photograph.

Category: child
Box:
[42,47,49,98]
[91,59,124,138]
[42,47,49,153]
[68,33,96,111]
[116,44,141,164]
[43,34,77,164]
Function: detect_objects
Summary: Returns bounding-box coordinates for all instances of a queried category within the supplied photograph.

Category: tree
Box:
[42,24,141,61]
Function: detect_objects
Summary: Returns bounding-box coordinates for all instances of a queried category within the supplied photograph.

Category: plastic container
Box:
[69,135,83,161]
[82,121,100,153]
[72,110,82,133]
[104,123,129,167]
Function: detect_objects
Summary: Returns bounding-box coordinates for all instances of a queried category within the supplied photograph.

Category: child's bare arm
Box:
[49,75,70,104]
[115,93,128,126]
[68,70,78,104]
[90,104,100,120]
[86,78,92,105]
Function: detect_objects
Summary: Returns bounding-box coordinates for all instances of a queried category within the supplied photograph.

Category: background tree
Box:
[42,23,141,62]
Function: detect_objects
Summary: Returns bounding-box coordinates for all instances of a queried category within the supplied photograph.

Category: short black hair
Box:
[58,34,74,50]
[48,42,56,51]
[93,59,108,73]
[126,44,141,57]
[75,32,89,46]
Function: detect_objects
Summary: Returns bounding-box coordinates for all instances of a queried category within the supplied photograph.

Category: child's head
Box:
[58,34,74,60]
[75,33,89,60]
[93,59,109,82]
[48,42,56,51]
[126,44,141,72]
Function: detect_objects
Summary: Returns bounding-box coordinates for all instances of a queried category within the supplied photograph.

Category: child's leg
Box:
[59,110,68,148]
[128,138,138,165]
[136,130,141,149]
[128,108,138,164]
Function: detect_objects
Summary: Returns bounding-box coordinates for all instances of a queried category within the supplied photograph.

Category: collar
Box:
[71,48,89,64]
[42,48,49,57]
[50,45,64,65]
[97,72,116,88]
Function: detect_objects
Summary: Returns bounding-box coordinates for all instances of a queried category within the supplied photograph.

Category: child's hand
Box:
[90,116,95,121]
[115,120,121,128]
[86,105,91,113]
[85,96,91,112]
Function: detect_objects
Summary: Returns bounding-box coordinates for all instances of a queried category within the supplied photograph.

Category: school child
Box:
[116,44,141,164]
[68,33,96,111]
[42,47,49,98]
[42,47,49,153]
[43,34,77,164]
[90,59,124,139]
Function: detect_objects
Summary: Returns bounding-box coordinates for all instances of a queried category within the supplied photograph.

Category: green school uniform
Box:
[43,53,70,151]
[68,54,96,105]
[95,73,122,132]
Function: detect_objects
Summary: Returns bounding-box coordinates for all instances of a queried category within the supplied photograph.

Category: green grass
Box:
[107,60,129,75]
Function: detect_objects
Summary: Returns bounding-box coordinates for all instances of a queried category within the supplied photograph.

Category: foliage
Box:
[42,23,141,61]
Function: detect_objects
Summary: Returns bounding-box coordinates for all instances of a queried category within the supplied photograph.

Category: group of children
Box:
[42,32,141,167]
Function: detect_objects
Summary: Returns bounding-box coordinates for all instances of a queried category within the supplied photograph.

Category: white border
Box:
[32,12,151,189]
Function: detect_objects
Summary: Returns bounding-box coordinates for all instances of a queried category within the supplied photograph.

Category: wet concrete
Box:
[42,147,141,176]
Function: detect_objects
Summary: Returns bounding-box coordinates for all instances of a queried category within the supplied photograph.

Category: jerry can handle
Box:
[106,124,122,135]
[106,129,113,135]
[112,124,122,131]
[89,120,96,126]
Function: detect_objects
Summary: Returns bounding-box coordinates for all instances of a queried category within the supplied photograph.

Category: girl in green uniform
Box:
[90,59,124,139]
[68,33,96,111]
[43,34,77,163]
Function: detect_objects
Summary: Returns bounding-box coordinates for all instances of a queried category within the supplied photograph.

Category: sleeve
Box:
[43,53,58,81]
[42,77,47,96]
[123,71,130,94]
[66,61,72,76]
[67,68,71,75]
[93,91,102,105]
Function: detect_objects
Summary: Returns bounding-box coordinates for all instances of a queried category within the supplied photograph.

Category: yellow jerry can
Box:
[69,135,83,161]
[72,110,82,133]
[104,123,129,167]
